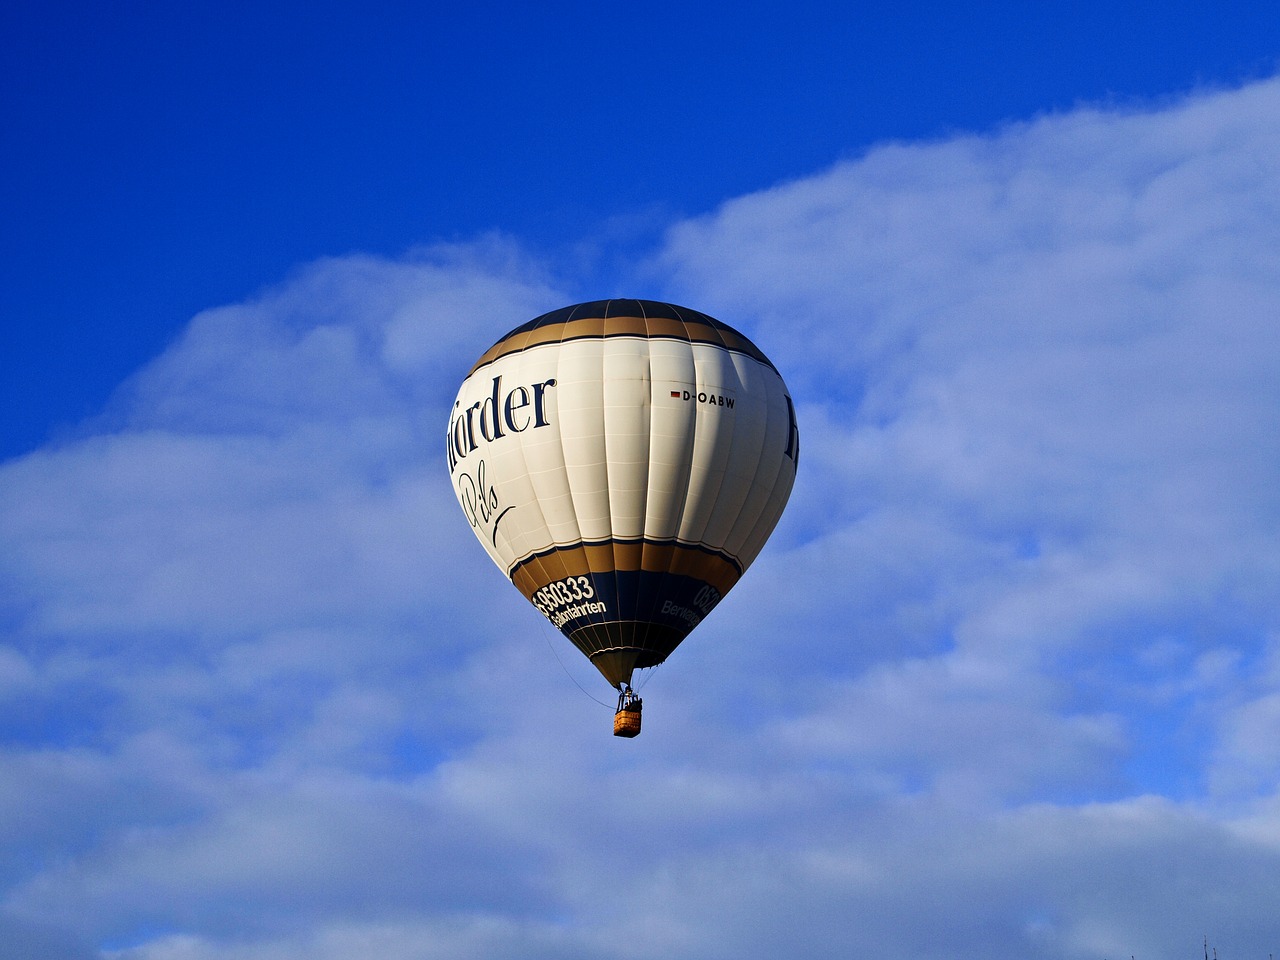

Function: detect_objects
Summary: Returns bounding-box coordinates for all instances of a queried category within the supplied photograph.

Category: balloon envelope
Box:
[448,299,798,687]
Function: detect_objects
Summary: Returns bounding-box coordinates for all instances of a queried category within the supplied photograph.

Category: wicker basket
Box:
[613,709,642,738]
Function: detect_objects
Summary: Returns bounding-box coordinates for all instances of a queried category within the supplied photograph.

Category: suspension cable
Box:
[536,618,613,709]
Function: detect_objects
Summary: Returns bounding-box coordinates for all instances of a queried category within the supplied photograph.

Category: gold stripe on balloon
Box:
[466,311,773,377]
[509,539,743,599]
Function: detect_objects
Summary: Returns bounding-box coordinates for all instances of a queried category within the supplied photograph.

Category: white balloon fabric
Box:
[447,300,799,688]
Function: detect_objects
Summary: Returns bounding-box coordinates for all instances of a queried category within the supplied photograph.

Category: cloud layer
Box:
[3,82,1280,958]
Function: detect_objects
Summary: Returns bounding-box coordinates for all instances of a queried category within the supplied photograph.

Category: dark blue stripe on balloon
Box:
[539,569,722,638]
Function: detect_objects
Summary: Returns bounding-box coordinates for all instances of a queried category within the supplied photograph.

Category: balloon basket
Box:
[613,687,642,737]
[613,708,642,738]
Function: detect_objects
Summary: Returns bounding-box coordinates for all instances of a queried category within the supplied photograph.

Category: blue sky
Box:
[3,3,1280,959]
[5,0,1280,457]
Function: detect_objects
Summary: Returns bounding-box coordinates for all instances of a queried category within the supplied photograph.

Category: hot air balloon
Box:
[447,300,798,736]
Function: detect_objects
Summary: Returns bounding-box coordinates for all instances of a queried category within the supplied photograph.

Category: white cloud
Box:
[4,81,1280,958]
[657,77,1280,794]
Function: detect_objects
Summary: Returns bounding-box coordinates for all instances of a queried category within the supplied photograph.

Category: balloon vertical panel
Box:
[643,339,698,540]
[601,338,651,537]
[735,370,798,567]
[674,345,736,548]
[718,357,791,564]
[556,341,611,537]
[513,345,579,549]
[716,359,774,550]
[698,349,759,550]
